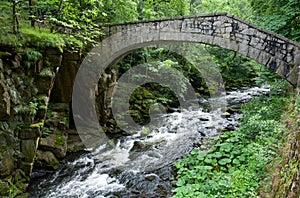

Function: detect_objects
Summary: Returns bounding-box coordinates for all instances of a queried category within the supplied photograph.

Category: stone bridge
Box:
[52,12,300,104]
[99,12,300,85]
[61,12,300,147]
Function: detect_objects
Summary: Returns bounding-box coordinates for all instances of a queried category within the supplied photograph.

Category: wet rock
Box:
[199,117,210,121]
[130,141,150,152]
[145,174,158,181]
[223,124,236,131]
[35,150,59,170]
[226,107,240,114]
[67,130,85,152]
[221,112,231,118]
[19,161,34,175]
[198,130,206,136]
[12,54,21,69]
[20,139,38,163]
[39,133,68,159]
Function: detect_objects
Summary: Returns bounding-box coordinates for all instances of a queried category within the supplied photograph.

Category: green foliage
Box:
[251,0,300,41]
[114,46,207,126]
[205,46,258,88]
[39,67,54,78]
[28,101,38,116]
[42,128,52,137]
[173,81,291,197]
[22,48,43,69]
[192,0,253,20]
[129,83,178,125]
[254,66,282,85]
[22,27,65,50]
[139,0,190,19]
[103,0,138,22]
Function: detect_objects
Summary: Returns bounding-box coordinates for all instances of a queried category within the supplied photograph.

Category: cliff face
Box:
[0,44,118,196]
[0,47,52,195]
[0,46,85,196]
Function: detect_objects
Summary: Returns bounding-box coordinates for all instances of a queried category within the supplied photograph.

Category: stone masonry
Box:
[100,13,300,86]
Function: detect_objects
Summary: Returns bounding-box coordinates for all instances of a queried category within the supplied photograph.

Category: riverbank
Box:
[27,85,270,197]
[172,80,299,197]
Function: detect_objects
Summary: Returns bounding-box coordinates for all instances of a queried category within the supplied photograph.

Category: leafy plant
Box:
[28,101,38,116]
[39,67,53,78]
[42,128,52,137]
[172,80,291,197]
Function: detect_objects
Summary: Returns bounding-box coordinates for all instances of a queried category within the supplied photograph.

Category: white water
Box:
[29,86,269,198]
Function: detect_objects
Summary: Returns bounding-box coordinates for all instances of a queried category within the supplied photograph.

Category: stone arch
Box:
[72,13,300,147]
[100,13,300,86]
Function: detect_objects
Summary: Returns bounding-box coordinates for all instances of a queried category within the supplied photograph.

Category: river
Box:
[28,86,270,198]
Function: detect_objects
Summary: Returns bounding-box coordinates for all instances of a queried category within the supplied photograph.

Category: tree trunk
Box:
[28,0,35,27]
[12,1,17,33]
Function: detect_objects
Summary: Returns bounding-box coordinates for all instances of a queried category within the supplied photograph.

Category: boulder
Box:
[39,133,68,159]
[35,150,59,170]
[67,130,85,152]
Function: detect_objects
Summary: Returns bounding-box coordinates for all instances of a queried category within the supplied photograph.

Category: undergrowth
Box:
[0,25,83,52]
[172,80,292,197]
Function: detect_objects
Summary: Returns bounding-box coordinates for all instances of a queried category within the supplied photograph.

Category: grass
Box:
[0,1,83,52]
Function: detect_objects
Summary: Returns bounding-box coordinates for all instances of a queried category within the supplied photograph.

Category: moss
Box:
[54,133,66,147]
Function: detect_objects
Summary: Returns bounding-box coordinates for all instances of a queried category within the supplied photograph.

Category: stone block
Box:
[46,54,62,68]
[19,128,41,140]
[39,133,68,159]
[36,75,55,95]
[20,139,37,163]
[63,51,81,61]
[35,150,59,170]
[45,48,62,55]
